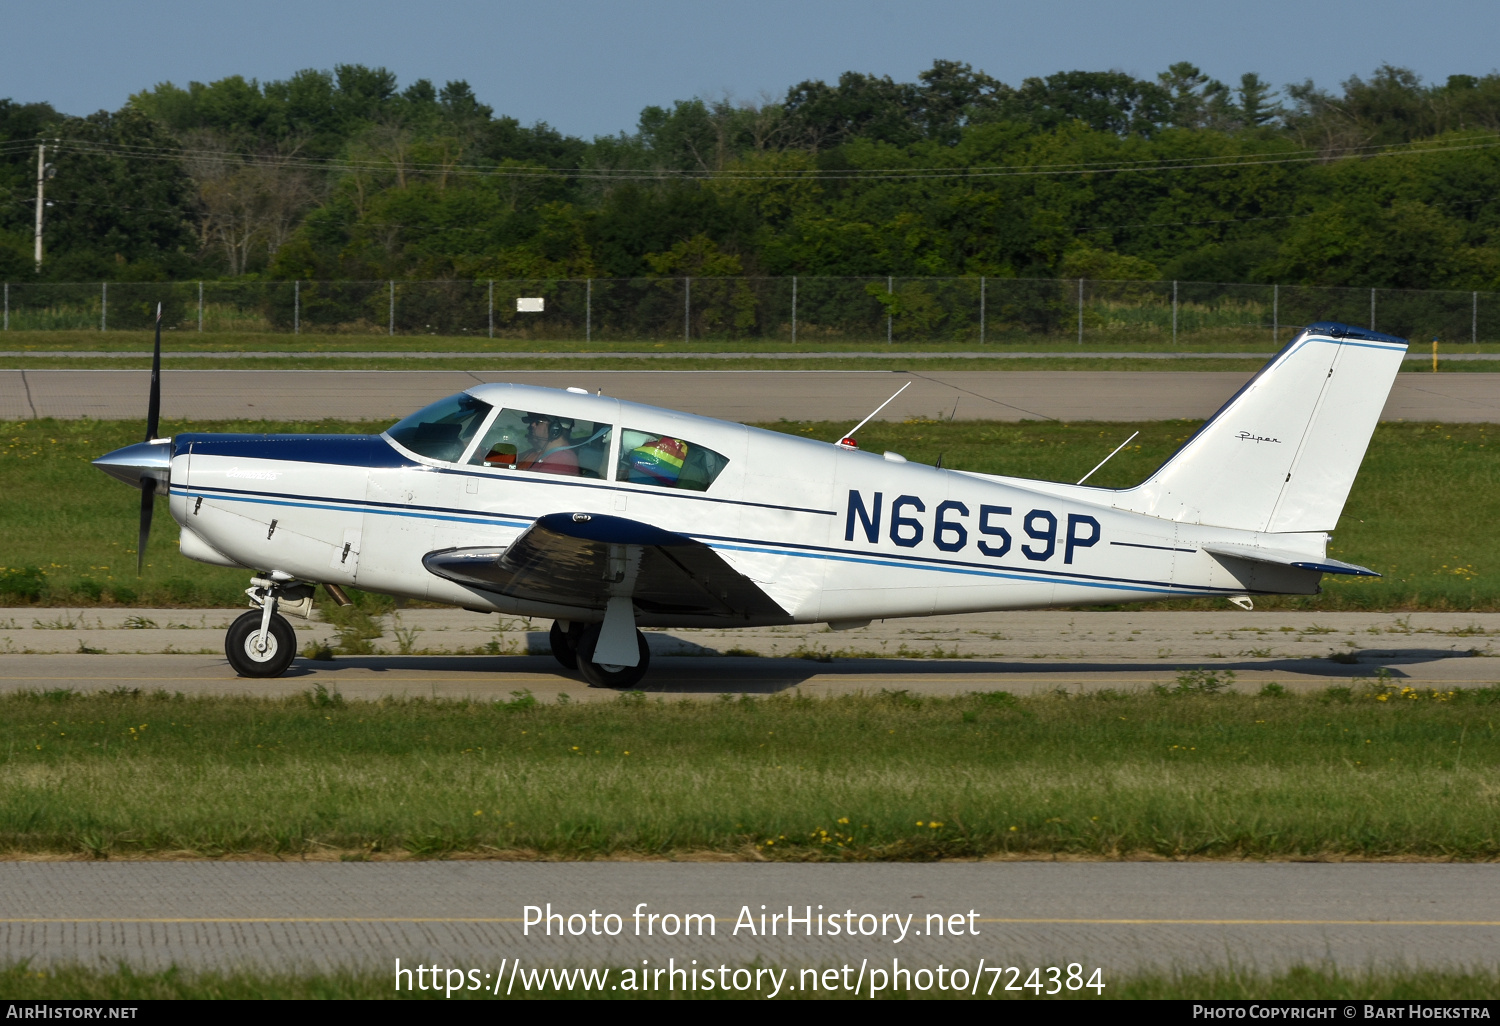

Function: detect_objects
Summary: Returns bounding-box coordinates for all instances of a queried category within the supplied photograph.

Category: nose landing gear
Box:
[225,576,314,678]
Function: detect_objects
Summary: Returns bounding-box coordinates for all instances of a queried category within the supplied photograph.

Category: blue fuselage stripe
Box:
[175,485,1240,597]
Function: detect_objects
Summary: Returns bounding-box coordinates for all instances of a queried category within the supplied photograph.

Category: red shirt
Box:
[519,445,580,475]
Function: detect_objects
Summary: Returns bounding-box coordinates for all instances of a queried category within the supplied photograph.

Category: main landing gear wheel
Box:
[225,609,297,678]
[549,620,582,671]
[574,623,650,689]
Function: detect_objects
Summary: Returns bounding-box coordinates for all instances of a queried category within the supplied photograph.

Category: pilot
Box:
[624,435,688,485]
[518,413,580,475]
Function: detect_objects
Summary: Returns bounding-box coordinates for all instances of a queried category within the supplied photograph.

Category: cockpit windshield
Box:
[385,393,493,462]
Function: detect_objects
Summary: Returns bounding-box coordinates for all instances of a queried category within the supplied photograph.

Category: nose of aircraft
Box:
[93,439,172,489]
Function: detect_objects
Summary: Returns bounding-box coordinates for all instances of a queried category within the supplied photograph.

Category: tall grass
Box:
[2,962,1495,1000]
[2,686,1496,860]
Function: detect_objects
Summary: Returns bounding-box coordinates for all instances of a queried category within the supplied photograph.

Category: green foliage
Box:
[8,60,1500,289]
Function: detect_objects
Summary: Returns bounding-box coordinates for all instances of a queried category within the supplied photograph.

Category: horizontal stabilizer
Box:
[1203,542,1379,577]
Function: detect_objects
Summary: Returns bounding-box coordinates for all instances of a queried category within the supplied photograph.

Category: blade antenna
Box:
[834,381,911,445]
[138,302,163,572]
[1077,430,1139,485]
[145,302,162,442]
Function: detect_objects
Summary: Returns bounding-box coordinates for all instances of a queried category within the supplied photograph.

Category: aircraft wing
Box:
[422,513,788,618]
[1202,542,1379,577]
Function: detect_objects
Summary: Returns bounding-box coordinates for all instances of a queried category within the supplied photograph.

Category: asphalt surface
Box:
[2,610,1494,700]
[5,368,1499,422]
[6,862,1498,979]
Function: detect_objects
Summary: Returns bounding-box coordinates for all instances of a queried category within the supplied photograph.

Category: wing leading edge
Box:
[422,512,787,620]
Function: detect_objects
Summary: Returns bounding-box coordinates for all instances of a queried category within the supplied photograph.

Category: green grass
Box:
[5,354,1495,372]
[2,961,1496,999]
[4,355,1290,372]
[6,328,1500,355]
[2,685,1497,860]
[1,418,1493,610]
[0,327,1310,354]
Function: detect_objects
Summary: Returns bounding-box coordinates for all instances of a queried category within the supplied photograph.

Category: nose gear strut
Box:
[226,574,314,678]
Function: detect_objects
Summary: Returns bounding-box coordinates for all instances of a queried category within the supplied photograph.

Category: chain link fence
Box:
[1,277,1494,347]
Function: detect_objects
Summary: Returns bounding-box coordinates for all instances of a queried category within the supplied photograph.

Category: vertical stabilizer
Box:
[1113,323,1407,533]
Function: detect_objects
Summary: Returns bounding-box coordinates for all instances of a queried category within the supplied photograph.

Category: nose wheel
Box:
[225,609,296,677]
[226,575,312,678]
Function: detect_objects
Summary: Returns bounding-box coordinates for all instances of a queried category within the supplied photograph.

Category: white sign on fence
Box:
[516,297,544,313]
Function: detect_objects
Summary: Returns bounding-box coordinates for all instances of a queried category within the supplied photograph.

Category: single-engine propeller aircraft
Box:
[94,309,1407,688]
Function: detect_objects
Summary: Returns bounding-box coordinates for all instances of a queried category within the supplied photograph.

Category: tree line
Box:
[1,60,1499,290]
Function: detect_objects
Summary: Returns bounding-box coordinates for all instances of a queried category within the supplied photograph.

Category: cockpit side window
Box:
[386,393,493,463]
[469,408,613,480]
[617,428,730,492]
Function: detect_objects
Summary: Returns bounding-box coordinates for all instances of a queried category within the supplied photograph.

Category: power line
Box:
[2,131,1497,183]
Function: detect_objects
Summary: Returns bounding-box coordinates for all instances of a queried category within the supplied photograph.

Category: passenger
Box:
[517,413,581,475]
[625,435,688,485]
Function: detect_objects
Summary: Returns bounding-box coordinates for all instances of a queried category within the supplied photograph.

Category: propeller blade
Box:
[144,302,162,442]
[137,477,156,574]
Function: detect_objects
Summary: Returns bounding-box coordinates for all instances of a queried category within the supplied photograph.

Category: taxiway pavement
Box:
[2,610,1494,701]
[5,861,1498,977]
[5,368,1498,422]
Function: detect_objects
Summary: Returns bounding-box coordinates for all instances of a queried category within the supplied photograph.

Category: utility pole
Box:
[34,143,46,271]
[33,140,57,270]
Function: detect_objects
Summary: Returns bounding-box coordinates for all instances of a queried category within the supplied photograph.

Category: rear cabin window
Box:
[469,408,613,480]
[386,393,492,462]
[617,429,730,491]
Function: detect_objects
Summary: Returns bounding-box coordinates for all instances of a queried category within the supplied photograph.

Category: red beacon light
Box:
[837,436,858,450]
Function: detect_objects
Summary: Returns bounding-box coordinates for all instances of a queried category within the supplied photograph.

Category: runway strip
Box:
[5,368,1498,422]
[2,610,1493,700]
[6,862,1498,978]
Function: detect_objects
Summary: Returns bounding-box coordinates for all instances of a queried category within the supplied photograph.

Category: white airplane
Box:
[94,314,1407,688]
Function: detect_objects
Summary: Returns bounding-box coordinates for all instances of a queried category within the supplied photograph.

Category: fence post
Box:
[1272,284,1278,345]
[684,276,691,343]
[1077,278,1084,345]
[791,275,797,345]
[294,280,300,335]
[979,276,985,345]
[1473,291,1479,345]
[197,281,203,332]
[1172,279,1178,345]
[1370,287,1376,331]
[488,280,494,339]
[585,278,591,343]
[101,281,106,332]
[876,273,888,345]
[3,283,7,331]
[388,280,395,336]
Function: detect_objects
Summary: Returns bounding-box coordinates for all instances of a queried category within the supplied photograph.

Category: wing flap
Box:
[422,513,787,618]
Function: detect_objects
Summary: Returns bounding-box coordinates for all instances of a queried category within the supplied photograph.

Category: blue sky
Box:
[7,0,1498,138]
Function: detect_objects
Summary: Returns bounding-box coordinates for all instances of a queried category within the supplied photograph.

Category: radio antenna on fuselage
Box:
[1076,430,1139,485]
[834,381,911,448]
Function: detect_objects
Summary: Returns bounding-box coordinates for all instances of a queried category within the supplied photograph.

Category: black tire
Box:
[548,620,579,671]
[225,609,297,678]
[575,623,650,689]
